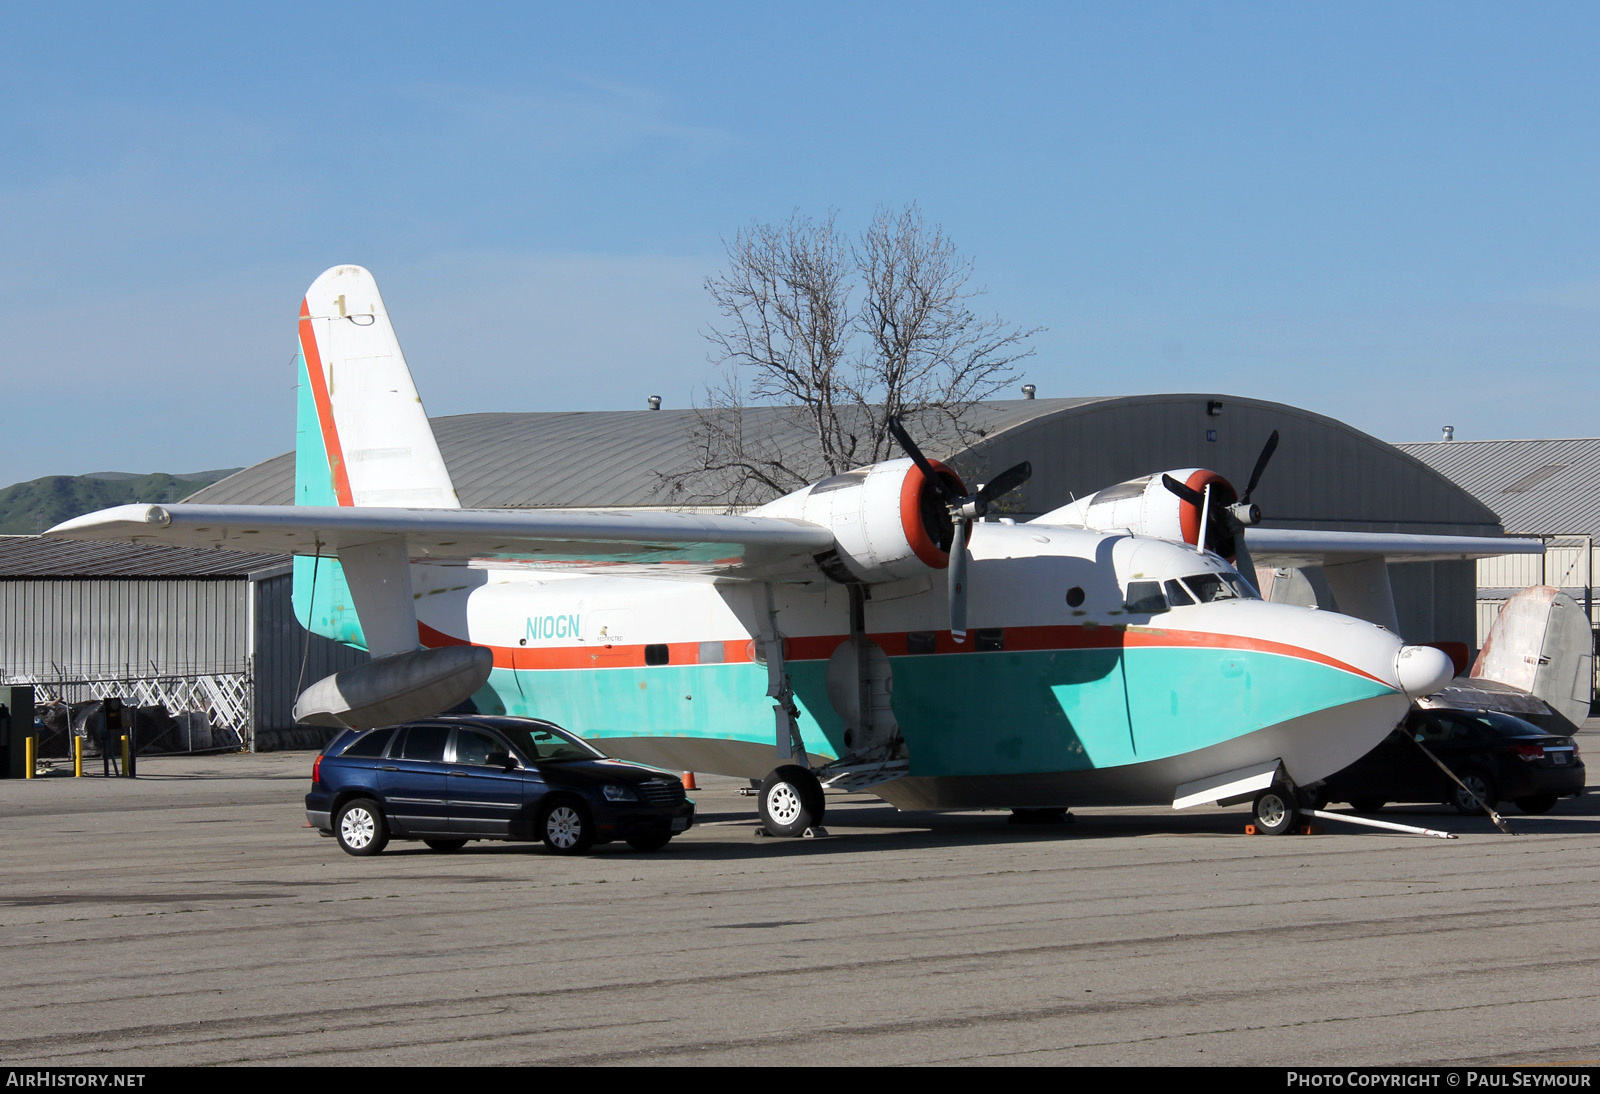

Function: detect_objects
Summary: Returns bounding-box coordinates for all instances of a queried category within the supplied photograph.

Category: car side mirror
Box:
[487,750,515,770]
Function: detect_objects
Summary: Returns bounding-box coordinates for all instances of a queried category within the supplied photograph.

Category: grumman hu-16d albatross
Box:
[48,266,1543,837]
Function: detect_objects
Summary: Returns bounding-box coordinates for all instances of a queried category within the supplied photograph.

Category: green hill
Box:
[0,470,240,534]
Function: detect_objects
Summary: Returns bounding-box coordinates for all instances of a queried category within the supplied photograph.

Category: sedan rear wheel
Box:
[1452,770,1496,815]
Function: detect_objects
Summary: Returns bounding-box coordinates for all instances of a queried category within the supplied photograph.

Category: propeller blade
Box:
[949,518,968,642]
[888,415,961,503]
[1161,473,1206,507]
[975,461,1032,507]
[1240,430,1279,503]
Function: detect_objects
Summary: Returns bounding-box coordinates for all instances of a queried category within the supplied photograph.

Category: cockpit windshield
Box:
[1123,571,1261,613]
[1177,572,1260,603]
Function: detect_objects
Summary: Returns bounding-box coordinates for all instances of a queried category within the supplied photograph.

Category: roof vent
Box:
[1021,384,1036,400]
[647,396,662,410]
[1442,425,1455,442]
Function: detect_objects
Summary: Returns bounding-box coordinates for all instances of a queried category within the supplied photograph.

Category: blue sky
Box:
[3,1,1597,482]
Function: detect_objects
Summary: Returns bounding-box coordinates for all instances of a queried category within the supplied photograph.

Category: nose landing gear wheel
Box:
[758,764,825,837]
[1252,787,1300,836]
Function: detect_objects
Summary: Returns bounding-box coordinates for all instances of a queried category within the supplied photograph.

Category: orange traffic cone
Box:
[682,771,698,790]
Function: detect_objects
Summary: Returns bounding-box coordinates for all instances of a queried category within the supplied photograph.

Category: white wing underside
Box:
[47,508,1542,581]
[46,503,836,581]
[1244,528,1543,567]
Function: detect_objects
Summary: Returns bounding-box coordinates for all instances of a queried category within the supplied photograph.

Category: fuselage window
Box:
[1123,580,1168,614]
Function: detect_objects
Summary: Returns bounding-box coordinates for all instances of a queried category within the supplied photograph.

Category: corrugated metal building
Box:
[0,537,367,750]
[1395,438,1600,657]
[10,393,1518,749]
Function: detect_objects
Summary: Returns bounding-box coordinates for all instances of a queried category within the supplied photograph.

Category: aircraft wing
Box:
[1245,528,1543,568]
[45,503,836,580]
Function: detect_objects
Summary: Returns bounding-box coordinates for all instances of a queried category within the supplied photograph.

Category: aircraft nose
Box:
[1394,644,1455,701]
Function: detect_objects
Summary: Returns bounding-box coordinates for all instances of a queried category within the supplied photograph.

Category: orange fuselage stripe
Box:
[417,620,1388,686]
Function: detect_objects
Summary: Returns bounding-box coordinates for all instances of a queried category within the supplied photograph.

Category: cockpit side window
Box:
[1124,580,1168,614]
[1164,579,1195,606]
[1222,573,1259,600]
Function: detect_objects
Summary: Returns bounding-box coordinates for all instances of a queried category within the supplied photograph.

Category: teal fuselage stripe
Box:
[470,646,1394,777]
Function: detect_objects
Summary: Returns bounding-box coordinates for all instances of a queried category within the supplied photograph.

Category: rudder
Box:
[294,264,458,509]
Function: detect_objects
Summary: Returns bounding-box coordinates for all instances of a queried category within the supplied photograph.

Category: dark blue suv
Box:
[305,715,694,856]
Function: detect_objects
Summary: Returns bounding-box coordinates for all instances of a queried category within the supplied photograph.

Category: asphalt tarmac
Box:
[1,737,1597,1067]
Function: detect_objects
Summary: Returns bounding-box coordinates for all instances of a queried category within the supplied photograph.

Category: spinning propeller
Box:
[1161,430,1279,574]
[888,416,1032,642]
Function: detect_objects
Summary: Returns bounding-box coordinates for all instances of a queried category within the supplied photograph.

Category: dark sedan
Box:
[1319,707,1585,815]
[305,715,694,855]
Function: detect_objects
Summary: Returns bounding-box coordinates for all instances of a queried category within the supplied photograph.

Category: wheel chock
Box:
[754,825,830,839]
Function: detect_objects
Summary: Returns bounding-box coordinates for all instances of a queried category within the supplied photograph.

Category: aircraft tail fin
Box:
[294,265,459,510]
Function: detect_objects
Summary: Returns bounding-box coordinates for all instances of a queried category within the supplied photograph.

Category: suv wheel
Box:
[335,798,389,856]
[540,799,595,855]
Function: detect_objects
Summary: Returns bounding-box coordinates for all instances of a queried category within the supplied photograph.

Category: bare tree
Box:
[670,205,1039,508]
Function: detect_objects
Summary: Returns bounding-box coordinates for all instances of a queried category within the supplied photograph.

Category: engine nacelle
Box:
[1036,469,1242,558]
[754,457,967,583]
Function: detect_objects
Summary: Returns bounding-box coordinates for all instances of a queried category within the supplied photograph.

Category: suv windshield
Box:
[498,724,606,763]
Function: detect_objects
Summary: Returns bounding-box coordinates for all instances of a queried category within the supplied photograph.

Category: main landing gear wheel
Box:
[1252,787,1301,836]
[758,764,825,837]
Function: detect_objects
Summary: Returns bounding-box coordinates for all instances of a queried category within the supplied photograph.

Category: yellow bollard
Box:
[73,735,83,778]
[24,736,34,780]
[120,733,130,775]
